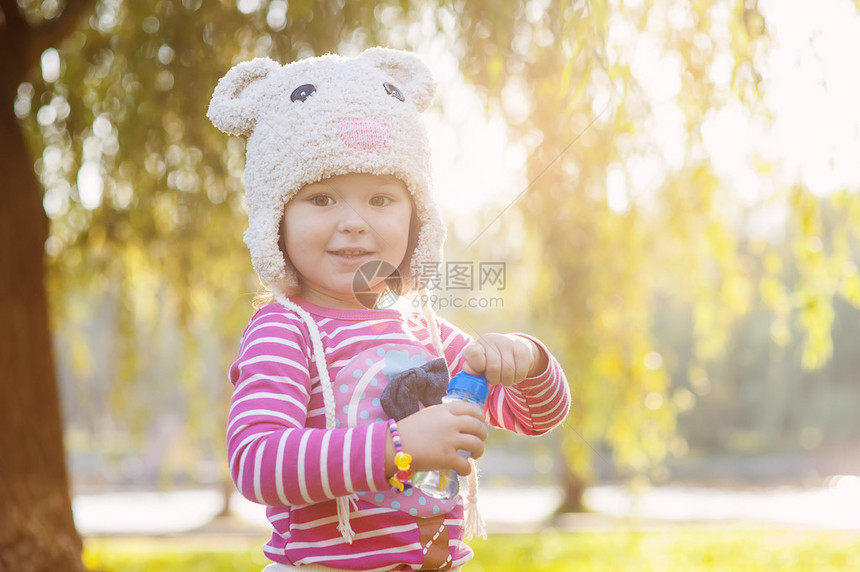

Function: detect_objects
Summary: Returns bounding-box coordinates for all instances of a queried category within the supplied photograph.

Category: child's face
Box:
[282,173,413,309]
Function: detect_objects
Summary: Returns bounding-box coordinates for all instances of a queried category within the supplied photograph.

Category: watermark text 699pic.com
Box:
[412,292,504,310]
[411,260,506,311]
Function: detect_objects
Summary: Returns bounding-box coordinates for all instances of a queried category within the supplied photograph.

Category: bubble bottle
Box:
[412,371,489,499]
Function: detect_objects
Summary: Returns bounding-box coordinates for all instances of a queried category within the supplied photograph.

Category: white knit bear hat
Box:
[207,47,445,299]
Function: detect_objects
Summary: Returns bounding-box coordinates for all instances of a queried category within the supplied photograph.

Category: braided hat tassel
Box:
[463,457,487,540]
[276,295,358,543]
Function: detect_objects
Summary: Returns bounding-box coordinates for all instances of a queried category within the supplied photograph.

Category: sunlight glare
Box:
[416,0,860,240]
[417,38,527,230]
[757,0,860,196]
[41,48,60,83]
[77,162,104,210]
[606,165,629,213]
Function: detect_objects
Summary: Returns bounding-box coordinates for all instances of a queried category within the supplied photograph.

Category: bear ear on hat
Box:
[357,47,436,112]
[208,57,280,136]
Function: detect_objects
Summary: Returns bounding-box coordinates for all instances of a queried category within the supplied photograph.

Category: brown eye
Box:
[383,82,404,102]
[310,194,333,206]
[369,195,392,207]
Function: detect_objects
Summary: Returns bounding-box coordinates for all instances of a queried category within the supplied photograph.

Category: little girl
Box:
[208,47,570,571]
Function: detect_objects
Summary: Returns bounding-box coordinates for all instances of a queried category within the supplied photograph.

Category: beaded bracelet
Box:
[387,419,413,492]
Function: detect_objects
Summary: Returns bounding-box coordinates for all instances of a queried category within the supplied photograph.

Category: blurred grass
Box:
[84,529,860,571]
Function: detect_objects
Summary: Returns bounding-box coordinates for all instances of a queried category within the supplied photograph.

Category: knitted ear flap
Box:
[357,47,436,112]
[208,57,280,136]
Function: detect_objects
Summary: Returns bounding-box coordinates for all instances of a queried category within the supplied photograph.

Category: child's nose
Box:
[336,205,370,233]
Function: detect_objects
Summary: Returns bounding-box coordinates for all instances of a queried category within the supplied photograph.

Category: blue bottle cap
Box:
[448,371,489,403]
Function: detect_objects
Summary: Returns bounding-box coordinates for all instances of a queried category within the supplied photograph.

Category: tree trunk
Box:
[0,89,86,571]
[555,464,588,514]
[216,476,234,518]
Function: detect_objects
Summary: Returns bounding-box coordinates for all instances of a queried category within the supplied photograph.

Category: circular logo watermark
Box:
[353,260,402,309]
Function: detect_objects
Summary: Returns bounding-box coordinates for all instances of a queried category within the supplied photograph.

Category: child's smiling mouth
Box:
[329,248,373,257]
[328,249,375,265]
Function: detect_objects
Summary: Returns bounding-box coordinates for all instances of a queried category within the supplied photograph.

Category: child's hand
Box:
[388,402,487,477]
[463,333,548,386]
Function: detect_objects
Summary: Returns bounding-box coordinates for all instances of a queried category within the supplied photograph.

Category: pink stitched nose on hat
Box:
[338,118,390,154]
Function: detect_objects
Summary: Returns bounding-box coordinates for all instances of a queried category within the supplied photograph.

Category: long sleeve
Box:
[436,319,571,436]
[227,308,390,507]
[484,333,570,435]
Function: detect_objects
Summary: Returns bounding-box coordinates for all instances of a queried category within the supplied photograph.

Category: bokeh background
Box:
[3,0,860,570]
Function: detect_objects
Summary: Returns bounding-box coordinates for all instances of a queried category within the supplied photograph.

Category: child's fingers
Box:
[466,334,534,386]
[491,335,536,386]
[498,343,518,386]
[462,343,486,376]
[462,333,541,385]
[488,339,520,386]
[447,403,488,473]
[482,343,503,384]
[451,435,486,475]
[443,401,485,424]
[513,337,534,382]
[452,406,489,440]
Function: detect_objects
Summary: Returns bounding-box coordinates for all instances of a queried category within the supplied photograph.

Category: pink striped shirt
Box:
[228,299,570,570]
